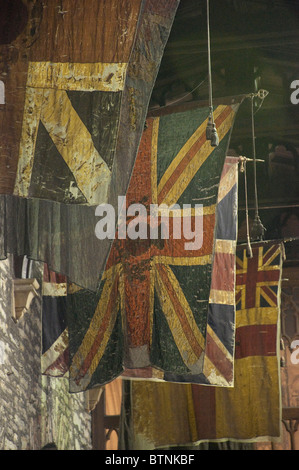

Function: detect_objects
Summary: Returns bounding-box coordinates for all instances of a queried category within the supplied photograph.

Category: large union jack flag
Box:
[236,244,282,311]
[66,102,240,392]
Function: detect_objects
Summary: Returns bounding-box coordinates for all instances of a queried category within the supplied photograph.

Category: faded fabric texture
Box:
[67,102,240,392]
[41,265,69,378]
[119,242,284,449]
[0,0,180,291]
[158,155,239,386]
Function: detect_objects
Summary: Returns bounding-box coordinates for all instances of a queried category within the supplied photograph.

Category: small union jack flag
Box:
[236,244,282,311]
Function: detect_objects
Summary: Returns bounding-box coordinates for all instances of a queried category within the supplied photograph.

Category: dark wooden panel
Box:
[0,51,28,194]
[91,392,106,450]
[282,408,299,421]
[29,0,142,63]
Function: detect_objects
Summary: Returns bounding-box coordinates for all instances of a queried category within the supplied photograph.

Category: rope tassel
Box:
[206,113,213,141]
[210,122,219,147]
[251,213,266,241]
[206,0,219,147]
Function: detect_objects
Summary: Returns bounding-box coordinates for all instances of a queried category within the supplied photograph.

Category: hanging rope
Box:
[240,157,253,258]
[250,94,266,240]
[205,0,219,147]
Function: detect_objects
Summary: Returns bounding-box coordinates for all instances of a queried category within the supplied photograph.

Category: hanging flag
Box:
[121,154,239,386]
[41,265,69,377]
[40,155,239,388]
[67,100,241,392]
[119,242,284,449]
[0,0,180,291]
[161,155,238,386]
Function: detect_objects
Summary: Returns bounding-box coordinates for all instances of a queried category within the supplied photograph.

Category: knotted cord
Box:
[206,0,219,147]
[240,157,253,258]
[250,94,266,240]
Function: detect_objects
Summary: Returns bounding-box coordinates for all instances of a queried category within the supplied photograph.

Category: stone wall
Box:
[0,255,92,450]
